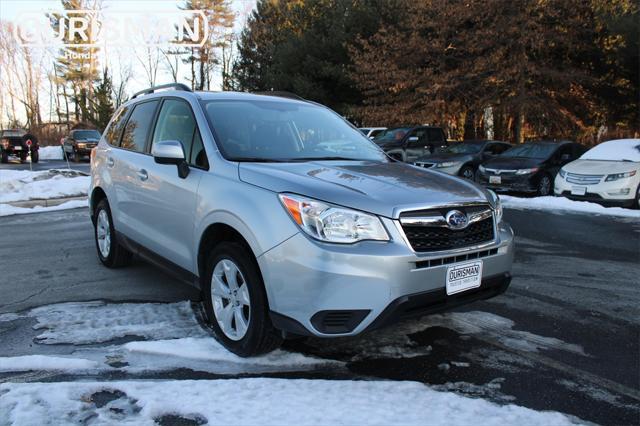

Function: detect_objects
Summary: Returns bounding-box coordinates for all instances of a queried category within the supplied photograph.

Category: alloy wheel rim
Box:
[96,209,111,258]
[211,259,251,341]
[462,168,474,179]
[540,177,550,195]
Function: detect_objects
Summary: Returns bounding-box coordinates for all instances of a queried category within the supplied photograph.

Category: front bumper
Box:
[259,218,514,337]
[478,172,537,193]
[554,177,636,207]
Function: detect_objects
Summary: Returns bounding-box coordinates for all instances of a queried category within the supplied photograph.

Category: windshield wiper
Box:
[284,156,366,162]
[231,157,292,163]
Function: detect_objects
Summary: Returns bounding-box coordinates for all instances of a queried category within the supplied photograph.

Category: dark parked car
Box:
[414,140,512,180]
[63,129,102,162]
[373,126,447,162]
[477,141,586,195]
[1,129,39,163]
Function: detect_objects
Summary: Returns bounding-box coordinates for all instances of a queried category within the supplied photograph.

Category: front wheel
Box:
[634,184,640,210]
[537,174,552,196]
[459,165,475,180]
[94,199,133,268]
[203,242,282,357]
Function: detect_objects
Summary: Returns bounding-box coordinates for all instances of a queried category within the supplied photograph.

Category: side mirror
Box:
[152,140,189,178]
[408,136,419,142]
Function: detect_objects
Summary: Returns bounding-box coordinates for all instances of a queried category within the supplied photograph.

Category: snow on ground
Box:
[0,301,334,374]
[28,301,208,344]
[0,199,88,217]
[38,145,65,160]
[0,169,89,203]
[0,378,583,426]
[0,355,98,373]
[501,195,640,218]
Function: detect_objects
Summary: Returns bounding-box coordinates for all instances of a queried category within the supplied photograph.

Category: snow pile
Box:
[38,145,65,160]
[580,139,640,162]
[0,169,89,203]
[0,379,582,426]
[0,355,98,372]
[501,195,640,218]
[29,301,208,344]
[0,199,88,217]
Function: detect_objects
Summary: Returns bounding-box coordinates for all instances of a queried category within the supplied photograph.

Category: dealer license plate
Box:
[571,186,587,196]
[489,175,501,184]
[446,261,483,295]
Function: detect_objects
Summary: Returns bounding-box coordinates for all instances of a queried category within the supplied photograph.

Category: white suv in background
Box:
[554,139,640,208]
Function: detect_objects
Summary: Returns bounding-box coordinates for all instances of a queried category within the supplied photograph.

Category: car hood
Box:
[239,161,489,218]
[562,159,639,175]
[415,153,472,163]
[483,157,541,170]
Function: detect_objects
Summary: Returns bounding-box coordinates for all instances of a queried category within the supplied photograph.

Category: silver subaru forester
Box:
[90,84,514,356]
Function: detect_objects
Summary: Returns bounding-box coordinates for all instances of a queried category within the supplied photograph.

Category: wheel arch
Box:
[90,186,107,223]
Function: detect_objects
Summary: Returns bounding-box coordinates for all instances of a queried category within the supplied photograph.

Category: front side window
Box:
[120,101,159,152]
[427,128,445,143]
[203,100,387,162]
[152,99,207,168]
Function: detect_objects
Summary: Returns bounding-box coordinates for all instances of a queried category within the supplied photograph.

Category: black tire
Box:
[202,242,282,357]
[19,152,27,163]
[94,199,133,268]
[72,150,81,162]
[633,184,640,210]
[459,165,476,180]
[537,173,552,196]
[31,150,39,163]
[1,152,7,163]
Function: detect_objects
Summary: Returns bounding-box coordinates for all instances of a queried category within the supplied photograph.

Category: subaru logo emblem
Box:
[445,210,469,230]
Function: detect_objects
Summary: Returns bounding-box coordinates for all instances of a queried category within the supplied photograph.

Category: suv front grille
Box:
[400,205,495,252]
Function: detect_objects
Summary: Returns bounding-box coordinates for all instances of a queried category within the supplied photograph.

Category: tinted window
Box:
[152,99,205,167]
[427,128,445,143]
[407,129,427,148]
[104,106,130,146]
[204,100,386,162]
[485,143,510,155]
[120,101,159,152]
[369,129,385,138]
[373,128,410,144]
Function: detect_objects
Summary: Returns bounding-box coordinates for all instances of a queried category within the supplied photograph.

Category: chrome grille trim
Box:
[565,172,603,185]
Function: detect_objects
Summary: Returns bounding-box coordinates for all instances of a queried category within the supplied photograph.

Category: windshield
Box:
[203,100,387,162]
[373,127,410,144]
[74,130,101,140]
[501,144,556,159]
[580,139,640,162]
[438,143,482,154]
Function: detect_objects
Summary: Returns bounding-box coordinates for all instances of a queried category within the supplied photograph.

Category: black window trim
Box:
[149,96,210,171]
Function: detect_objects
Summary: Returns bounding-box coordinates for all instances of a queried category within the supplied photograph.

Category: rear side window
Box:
[104,106,130,146]
[120,101,159,152]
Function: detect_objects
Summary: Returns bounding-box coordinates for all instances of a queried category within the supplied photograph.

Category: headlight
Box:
[559,168,567,178]
[279,194,389,243]
[77,143,86,149]
[605,170,636,182]
[478,165,486,173]
[487,190,503,223]
[515,168,539,175]
[436,161,461,168]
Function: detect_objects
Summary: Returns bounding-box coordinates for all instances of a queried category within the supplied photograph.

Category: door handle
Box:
[107,157,115,167]
[137,169,148,181]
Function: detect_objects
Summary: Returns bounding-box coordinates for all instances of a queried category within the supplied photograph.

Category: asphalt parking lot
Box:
[0,206,638,425]
[0,158,91,174]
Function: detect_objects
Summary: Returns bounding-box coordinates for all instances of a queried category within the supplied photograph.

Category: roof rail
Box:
[253,91,305,101]
[130,83,192,100]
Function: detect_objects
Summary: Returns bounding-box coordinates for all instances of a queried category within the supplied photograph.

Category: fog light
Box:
[607,188,630,196]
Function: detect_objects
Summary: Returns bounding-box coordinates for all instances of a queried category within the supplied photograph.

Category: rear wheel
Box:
[537,174,552,196]
[203,242,282,356]
[31,150,39,163]
[94,199,133,268]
